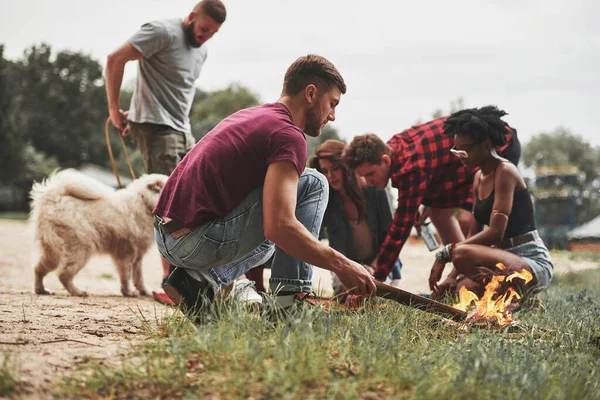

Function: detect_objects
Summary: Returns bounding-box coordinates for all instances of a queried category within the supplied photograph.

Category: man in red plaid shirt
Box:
[343,106,519,281]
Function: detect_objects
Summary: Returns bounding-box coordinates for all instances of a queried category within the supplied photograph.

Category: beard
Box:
[304,103,324,137]
[185,21,203,48]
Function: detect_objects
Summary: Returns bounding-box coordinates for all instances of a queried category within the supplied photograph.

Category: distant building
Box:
[531,165,580,249]
[567,215,600,253]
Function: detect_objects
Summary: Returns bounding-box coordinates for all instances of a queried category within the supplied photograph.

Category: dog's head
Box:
[127,174,168,212]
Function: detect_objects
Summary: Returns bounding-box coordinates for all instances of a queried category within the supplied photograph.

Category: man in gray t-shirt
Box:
[105,0,226,299]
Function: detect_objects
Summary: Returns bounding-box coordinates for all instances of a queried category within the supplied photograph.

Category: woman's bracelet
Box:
[435,243,454,264]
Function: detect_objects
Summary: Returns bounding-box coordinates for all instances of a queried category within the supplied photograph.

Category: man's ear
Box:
[381,154,391,167]
[185,11,197,24]
[304,84,318,104]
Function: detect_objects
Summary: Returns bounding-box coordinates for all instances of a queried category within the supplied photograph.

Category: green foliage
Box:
[11,44,108,166]
[56,269,600,400]
[523,128,600,224]
[191,83,261,139]
[0,43,139,210]
[306,125,345,163]
[0,352,19,397]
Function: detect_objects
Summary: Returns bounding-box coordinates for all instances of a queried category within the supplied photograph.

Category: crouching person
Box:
[428,107,553,300]
[153,54,375,316]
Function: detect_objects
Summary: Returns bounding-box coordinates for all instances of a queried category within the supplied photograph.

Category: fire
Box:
[452,263,533,326]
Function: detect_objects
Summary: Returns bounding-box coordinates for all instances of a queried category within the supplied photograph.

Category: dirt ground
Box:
[1,219,598,398]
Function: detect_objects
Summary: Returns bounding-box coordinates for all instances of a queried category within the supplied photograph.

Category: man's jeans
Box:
[155,169,329,294]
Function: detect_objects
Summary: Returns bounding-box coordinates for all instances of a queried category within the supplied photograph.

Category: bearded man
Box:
[105,1,226,299]
[153,55,376,315]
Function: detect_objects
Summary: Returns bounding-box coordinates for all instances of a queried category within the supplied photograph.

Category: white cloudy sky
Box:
[1,0,598,146]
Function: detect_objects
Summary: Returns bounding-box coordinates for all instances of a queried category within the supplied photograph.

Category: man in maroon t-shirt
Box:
[153,54,375,314]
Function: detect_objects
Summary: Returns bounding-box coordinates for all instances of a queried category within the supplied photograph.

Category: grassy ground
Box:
[0,212,28,221]
[35,268,599,400]
[0,353,19,398]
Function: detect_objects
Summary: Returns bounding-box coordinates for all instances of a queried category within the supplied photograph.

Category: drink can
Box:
[419,220,439,251]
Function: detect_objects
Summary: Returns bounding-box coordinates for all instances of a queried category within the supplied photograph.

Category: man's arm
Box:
[105,42,142,134]
[374,169,428,281]
[263,161,376,297]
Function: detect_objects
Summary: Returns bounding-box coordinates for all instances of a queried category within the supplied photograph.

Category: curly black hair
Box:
[443,106,509,147]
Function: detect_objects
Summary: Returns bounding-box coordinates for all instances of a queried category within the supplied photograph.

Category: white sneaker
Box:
[390,279,402,288]
[232,279,263,306]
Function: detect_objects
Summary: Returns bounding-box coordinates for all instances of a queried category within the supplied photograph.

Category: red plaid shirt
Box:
[374,117,514,280]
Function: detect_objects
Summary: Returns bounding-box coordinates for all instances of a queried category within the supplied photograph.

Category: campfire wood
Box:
[375,281,467,322]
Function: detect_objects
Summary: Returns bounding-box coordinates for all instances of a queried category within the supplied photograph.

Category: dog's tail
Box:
[30,169,115,213]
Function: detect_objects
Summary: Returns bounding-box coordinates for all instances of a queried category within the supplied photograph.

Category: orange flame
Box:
[452,263,533,326]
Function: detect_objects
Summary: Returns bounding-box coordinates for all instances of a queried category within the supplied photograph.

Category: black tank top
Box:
[473,177,536,239]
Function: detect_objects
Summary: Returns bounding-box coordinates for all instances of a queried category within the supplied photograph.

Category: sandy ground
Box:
[0,219,598,398]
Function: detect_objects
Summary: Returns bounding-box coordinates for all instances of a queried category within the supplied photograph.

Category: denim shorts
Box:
[506,238,553,291]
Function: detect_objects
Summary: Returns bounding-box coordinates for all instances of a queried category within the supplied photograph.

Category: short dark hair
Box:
[443,106,509,147]
[194,0,227,24]
[282,54,347,96]
[343,134,390,170]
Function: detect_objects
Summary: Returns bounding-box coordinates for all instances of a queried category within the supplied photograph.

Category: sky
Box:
[1,0,599,146]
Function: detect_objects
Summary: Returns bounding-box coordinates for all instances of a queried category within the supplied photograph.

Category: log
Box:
[375,281,467,322]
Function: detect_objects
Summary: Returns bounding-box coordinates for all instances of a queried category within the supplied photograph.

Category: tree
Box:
[306,125,345,163]
[0,45,61,210]
[0,44,139,210]
[522,128,600,225]
[11,44,109,167]
[190,84,261,139]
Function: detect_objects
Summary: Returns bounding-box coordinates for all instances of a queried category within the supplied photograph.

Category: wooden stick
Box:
[375,281,467,322]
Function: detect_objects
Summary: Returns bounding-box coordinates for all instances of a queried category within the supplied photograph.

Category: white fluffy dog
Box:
[30,169,167,296]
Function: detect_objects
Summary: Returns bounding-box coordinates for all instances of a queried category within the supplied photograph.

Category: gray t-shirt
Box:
[128,18,207,133]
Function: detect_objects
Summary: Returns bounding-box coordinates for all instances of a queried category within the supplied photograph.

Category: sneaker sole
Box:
[163,284,184,308]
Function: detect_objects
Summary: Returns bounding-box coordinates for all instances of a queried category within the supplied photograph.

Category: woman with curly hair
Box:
[428,106,553,299]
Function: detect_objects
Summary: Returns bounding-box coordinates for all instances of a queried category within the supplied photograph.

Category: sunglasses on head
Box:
[450,142,478,159]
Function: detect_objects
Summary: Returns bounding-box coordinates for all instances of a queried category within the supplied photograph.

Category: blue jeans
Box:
[155,168,329,294]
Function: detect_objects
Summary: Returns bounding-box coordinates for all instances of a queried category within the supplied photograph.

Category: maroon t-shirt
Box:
[154,102,307,228]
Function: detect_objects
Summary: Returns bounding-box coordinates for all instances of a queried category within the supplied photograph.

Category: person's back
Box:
[345,106,519,282]
[387,117,455,180]
[387,116,517,183]
[155,103,307,228]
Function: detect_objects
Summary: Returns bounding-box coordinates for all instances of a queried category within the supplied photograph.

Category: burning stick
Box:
[375,281,467,322]
[453,263,533,326]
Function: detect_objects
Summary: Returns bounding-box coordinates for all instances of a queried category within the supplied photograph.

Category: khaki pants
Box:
[129,121,195,175]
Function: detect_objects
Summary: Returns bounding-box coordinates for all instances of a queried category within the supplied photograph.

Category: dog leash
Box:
[105,116,137,189]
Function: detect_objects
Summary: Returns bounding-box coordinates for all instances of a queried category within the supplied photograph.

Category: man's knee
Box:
[452,244,473,272]
[299,168,329,199]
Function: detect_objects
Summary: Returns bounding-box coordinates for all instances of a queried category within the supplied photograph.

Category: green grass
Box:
[0,212,28,221]
[55,269,600,399]
[0,352,19,397]
[551,249,600,263]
